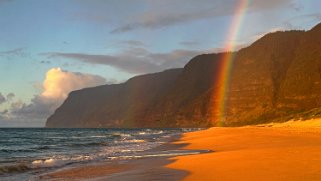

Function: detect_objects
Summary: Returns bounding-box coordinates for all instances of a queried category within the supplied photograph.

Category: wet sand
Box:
[41,162,129,180]
[166,119,321,181]
[40,135,188,181]
[41,119,321,180]
[42,158,186,181]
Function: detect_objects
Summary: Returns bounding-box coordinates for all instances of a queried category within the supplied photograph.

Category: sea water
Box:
[0,128,202,180]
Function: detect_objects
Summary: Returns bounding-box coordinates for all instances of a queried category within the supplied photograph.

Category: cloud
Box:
[0,48,24,56]
[111,0,294,33]
[0,68,106,127]
[6,93,15,102]
[283,13,321,29]
[43,48,204,74]
[0,93,5,104]
[10,100,23,110]
[0,48,29,61]
[41,68,106,100]
[40,60,51,64]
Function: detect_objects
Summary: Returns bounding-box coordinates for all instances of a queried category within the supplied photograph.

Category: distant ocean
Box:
[0,128,202,180]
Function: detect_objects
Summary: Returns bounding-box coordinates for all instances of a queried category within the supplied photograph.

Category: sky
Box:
[0,0,320,127]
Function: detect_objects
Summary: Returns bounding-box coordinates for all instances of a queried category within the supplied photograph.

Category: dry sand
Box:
[166,119,321,181]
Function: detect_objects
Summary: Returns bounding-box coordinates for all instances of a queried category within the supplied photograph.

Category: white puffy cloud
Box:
[0,68,106,127]
[41,67,106,101]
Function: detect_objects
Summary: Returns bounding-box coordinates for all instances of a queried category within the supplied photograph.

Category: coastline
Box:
[38,119,321,180]
[41,157,186,181]
[166,119,321,181]
[39,132,190,181]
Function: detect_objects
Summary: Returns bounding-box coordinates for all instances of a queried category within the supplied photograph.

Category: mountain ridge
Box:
[46,23,321,128]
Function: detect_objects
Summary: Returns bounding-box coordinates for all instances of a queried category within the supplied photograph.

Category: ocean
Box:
[0,128,202,180]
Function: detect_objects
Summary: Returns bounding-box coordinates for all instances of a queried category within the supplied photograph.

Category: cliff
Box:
[46,23,321,128]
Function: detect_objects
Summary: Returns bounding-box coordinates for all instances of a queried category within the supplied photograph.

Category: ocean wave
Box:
[0,163,30,174]
[31,155,93,169]
[46,137,66,139]
[31,158,56,168]
[0,128,193,179]
[37,146,51,150]
[116,139,146,143]
[112,133,132,138]
[68,141,108,147]
[0,148,37,153]
[137,130,165,136]
[89,135,107,138]
[0,145,53,153]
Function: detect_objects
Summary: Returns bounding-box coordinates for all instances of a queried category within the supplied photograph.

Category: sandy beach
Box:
[41,119,321,180]
[167,119,321,181]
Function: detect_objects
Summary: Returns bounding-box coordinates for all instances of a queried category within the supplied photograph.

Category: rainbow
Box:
[212,0,250,126]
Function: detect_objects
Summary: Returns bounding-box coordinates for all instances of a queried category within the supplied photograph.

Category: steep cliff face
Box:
[225,24,321,125]
[46,23,321,128]
[46,69,183,127]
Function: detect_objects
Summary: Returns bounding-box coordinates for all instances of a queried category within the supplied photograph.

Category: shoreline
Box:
[38,119,321,180]
[40,157,186,181]
[39,132,192,181]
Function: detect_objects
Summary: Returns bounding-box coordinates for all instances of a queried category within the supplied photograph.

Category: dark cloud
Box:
[0,111,44,127]
[42,48,203,74]
[110,5,229,33]
[0,48,24,56]
[4,99,44,127]
[10,100,24,110]
[111,0,294,33]
[0,48,29,61]
[40,60,51,64]
[6,93,15,102]
[10,97,58,122]
[180,41,200,47]
[0,93,5,104]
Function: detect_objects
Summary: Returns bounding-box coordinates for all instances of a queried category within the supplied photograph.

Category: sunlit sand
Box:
[166,119,321,181]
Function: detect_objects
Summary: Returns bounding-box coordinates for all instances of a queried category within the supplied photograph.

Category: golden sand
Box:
[166,119,321,181]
